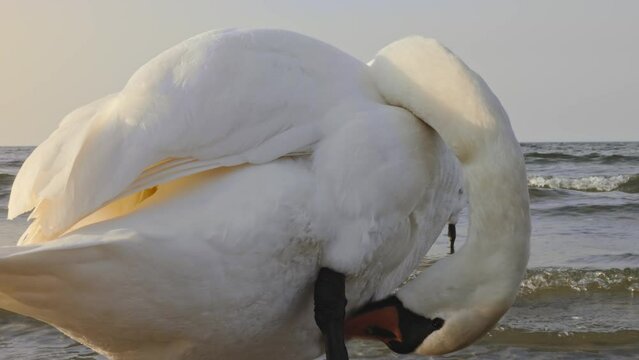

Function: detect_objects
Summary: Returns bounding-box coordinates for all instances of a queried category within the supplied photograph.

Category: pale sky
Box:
[1,0,637,145]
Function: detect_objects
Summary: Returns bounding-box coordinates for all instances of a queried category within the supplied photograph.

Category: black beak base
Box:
[347,296,445,355]
[387,298,444,354]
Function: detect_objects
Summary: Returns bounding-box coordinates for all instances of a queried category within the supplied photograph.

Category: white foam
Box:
[528,175,631,192]
[520,267,639,295]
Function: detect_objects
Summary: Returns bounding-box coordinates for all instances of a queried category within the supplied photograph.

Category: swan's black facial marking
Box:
[387,300,444,354]
[345,296,445,354]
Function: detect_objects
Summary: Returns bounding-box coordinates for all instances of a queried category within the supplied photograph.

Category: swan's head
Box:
[344,289,511,355]
[351,235,524,356]
[345,296,444,354]
[346,248,523,356]
[405,299,511,355]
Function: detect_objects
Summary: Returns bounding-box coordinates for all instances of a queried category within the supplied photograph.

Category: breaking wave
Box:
[519,267,639,296]
[528,174,639,193]
[525,151,639,164]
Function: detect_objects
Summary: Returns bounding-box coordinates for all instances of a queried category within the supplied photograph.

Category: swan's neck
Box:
[369,35,531,355]
[459,139,530,279]
[392,124,530,356]
[398,131,530,314]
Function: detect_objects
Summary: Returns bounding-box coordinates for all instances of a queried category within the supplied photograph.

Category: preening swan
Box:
[1,29,529,359]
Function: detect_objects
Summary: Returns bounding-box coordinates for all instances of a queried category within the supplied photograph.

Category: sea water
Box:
[0,143,637,359]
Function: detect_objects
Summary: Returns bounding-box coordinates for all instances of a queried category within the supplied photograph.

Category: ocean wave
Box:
[527,187,571,200]
[525,151,639,164]
[0,173,14,187]
[0,174,14,204]
[485,328,639,347]
[0,159,24,167]
[519,267,639,296]
[536,203,639,216]
[528,174,639,193]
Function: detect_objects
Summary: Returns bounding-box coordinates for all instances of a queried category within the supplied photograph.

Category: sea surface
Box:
[0,143,637,359]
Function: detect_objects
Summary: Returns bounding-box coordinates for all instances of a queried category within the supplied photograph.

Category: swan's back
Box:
[9,29,381,244]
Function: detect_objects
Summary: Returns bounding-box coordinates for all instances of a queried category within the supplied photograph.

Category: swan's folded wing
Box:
[7,95,114,220]
[8,28,377,243]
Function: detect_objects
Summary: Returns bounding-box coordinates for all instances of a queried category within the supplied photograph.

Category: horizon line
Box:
[1,140,638,147]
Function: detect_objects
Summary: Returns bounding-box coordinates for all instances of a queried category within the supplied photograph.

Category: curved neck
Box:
[369,38,532,304]
[461,137,530,275]
[370,35,531,355]
[397,132,530,314]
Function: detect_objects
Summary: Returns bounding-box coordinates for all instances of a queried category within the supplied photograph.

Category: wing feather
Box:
[9,29,379,243]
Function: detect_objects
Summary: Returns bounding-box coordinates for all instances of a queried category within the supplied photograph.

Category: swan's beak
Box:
[345,296,444,354]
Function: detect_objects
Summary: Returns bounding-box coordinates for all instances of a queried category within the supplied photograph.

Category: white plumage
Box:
[9,29,379,246]
[1,29,529,359]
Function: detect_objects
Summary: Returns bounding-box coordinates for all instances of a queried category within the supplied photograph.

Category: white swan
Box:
[0,29,530,359]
